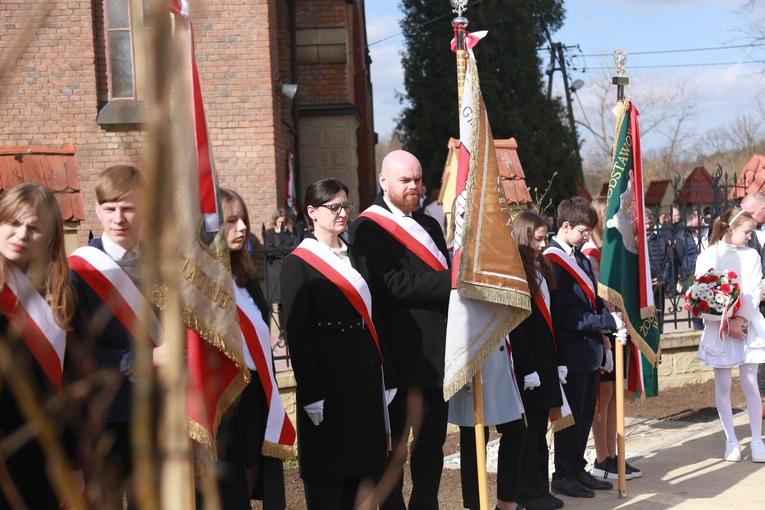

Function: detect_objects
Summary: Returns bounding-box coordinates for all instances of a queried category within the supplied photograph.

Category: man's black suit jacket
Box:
[547,239,617,374]
[350,193,451,390]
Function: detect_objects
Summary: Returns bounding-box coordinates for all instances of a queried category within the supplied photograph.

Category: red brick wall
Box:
[0,0,289,245]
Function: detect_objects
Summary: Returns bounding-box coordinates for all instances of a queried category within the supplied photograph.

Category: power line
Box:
[366,0,488,49]
[576,42,765,58]
[579,60,762,70]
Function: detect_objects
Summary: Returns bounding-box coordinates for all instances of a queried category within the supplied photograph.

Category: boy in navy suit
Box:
[545,197,627,499]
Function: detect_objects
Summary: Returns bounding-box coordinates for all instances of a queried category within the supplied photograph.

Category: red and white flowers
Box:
[684,268,740,320]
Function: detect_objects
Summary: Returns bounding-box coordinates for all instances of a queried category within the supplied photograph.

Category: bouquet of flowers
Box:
[683,268,740,321]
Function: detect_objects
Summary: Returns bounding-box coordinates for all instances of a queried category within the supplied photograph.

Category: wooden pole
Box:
[612,53,629,499]
[614,340,627,498]
[472,371,490,510]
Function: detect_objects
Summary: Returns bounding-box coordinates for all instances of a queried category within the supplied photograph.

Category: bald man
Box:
[741,192,765,415]
[351,150,451,510]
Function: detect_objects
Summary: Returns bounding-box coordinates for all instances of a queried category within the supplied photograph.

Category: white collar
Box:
[383,194,410,218]
[552,235,574,257]
[101,235,140,261]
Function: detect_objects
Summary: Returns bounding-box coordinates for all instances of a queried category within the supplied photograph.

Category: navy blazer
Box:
[547,239,617,373]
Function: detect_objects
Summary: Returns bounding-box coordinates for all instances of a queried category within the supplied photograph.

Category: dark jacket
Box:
[349,192,451,390]
[746,232,765,317]
[508,292,564,413]
[0,315,60,508]
[235,278,286,509]
[547,239,617,373]
[647,231,672,285]
[280,234,394,480]
[263,227,299,304]
[69,237,157,423]
[673,222,698,290]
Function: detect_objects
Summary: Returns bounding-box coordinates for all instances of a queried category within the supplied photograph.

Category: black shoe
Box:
[618,456,643,478]
[551,477,595,498]
[592,457,633,480]
[577,471,613,490]
[544,493,564,509]
[518,497,556,510]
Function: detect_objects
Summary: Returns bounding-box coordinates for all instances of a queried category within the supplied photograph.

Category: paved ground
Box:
[547,412,764,510]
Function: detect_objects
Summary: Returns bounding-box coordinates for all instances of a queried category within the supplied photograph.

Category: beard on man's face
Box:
[389,188,420,214]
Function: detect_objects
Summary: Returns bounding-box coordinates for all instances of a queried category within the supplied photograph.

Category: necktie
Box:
[123,250,136,261]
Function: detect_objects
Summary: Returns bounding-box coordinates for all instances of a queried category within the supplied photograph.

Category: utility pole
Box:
[546,42,584,182]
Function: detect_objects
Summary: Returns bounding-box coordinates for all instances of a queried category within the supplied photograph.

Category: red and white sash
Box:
[359,204,448,272]
[581,241,601,263]
[69,246,163,346]
[234,283,296,459]
[544,246,596,309]
[290,238,382,361]
[0,264,66,388]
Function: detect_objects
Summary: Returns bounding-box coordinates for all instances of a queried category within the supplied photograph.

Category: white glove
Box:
[523,371,541,390]
[602,349,614,373]
[385,388,397,406]
[304,400,325,426]
[611,311,625,330]
[557,365,568,385]
[615,327,628,346]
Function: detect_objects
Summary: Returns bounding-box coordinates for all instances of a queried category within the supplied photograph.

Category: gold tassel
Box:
[261,441,296,461]
[551,413,575,433]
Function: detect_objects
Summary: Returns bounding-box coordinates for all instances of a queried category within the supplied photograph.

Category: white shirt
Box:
[314,236,351,268]
[552,235,576,262]
[101,235,140,261]
[383,194,410,218]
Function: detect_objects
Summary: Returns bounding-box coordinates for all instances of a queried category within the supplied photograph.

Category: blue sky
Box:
[365,0,764,157]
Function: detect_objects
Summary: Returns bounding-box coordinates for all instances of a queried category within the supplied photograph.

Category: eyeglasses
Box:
[319,202,354,215]
[574,226,591,237]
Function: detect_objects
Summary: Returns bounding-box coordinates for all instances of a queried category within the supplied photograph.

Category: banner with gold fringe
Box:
[442,49,531,401]
[165,0,250,459]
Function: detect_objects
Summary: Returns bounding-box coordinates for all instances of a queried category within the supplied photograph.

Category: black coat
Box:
[264,227,299,304]
[349,193,451,390]
[746,233,765,317]
[508,294,563,413]
[0,316,60,509]
[548,239,617,374]
[68,237,158,423]
[280,235,394,480]
[235,278,285,509]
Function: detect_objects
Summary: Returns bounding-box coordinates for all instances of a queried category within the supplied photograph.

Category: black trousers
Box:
[553,370,598,480]
[517,409,551,503]
[459,419,526,508]
[381,387,448,510]
[303,472,380,510]
[758,362,765,397]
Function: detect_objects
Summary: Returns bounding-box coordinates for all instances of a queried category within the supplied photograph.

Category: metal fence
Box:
[646,166,749,334]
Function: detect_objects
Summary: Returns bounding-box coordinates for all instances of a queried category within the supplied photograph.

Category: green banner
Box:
[599,99,660,397]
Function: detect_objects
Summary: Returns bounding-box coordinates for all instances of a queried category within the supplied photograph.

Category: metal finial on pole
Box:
[452,0,469,104]
[612,48,629,102]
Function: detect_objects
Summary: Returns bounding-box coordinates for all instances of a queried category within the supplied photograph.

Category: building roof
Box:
[576,180,592,202]
[675,166,715,204]
[494,138,532,204]
[0,144,85,221]
[645,179,672,206]
[728,154,765,200]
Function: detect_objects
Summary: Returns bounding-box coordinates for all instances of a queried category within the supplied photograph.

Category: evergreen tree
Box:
[397,0,579,205]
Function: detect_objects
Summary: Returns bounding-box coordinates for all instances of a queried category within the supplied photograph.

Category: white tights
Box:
[714,364,762,443]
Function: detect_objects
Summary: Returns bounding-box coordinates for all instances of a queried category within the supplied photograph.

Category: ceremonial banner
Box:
[442,52,531,400]
[162,0,250,458]
[599,99,659,397]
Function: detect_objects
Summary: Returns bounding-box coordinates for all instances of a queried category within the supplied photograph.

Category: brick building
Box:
[0,0,377,247]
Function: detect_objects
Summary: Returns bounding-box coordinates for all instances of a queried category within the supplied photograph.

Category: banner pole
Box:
[472,371,490,510]
[611,48,629,499]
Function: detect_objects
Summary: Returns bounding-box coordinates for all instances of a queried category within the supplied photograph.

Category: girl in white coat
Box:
[696,207,765,462]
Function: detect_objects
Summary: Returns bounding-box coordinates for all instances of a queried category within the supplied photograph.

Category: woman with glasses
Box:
[696,207,765,463]
[281,178,396,509]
